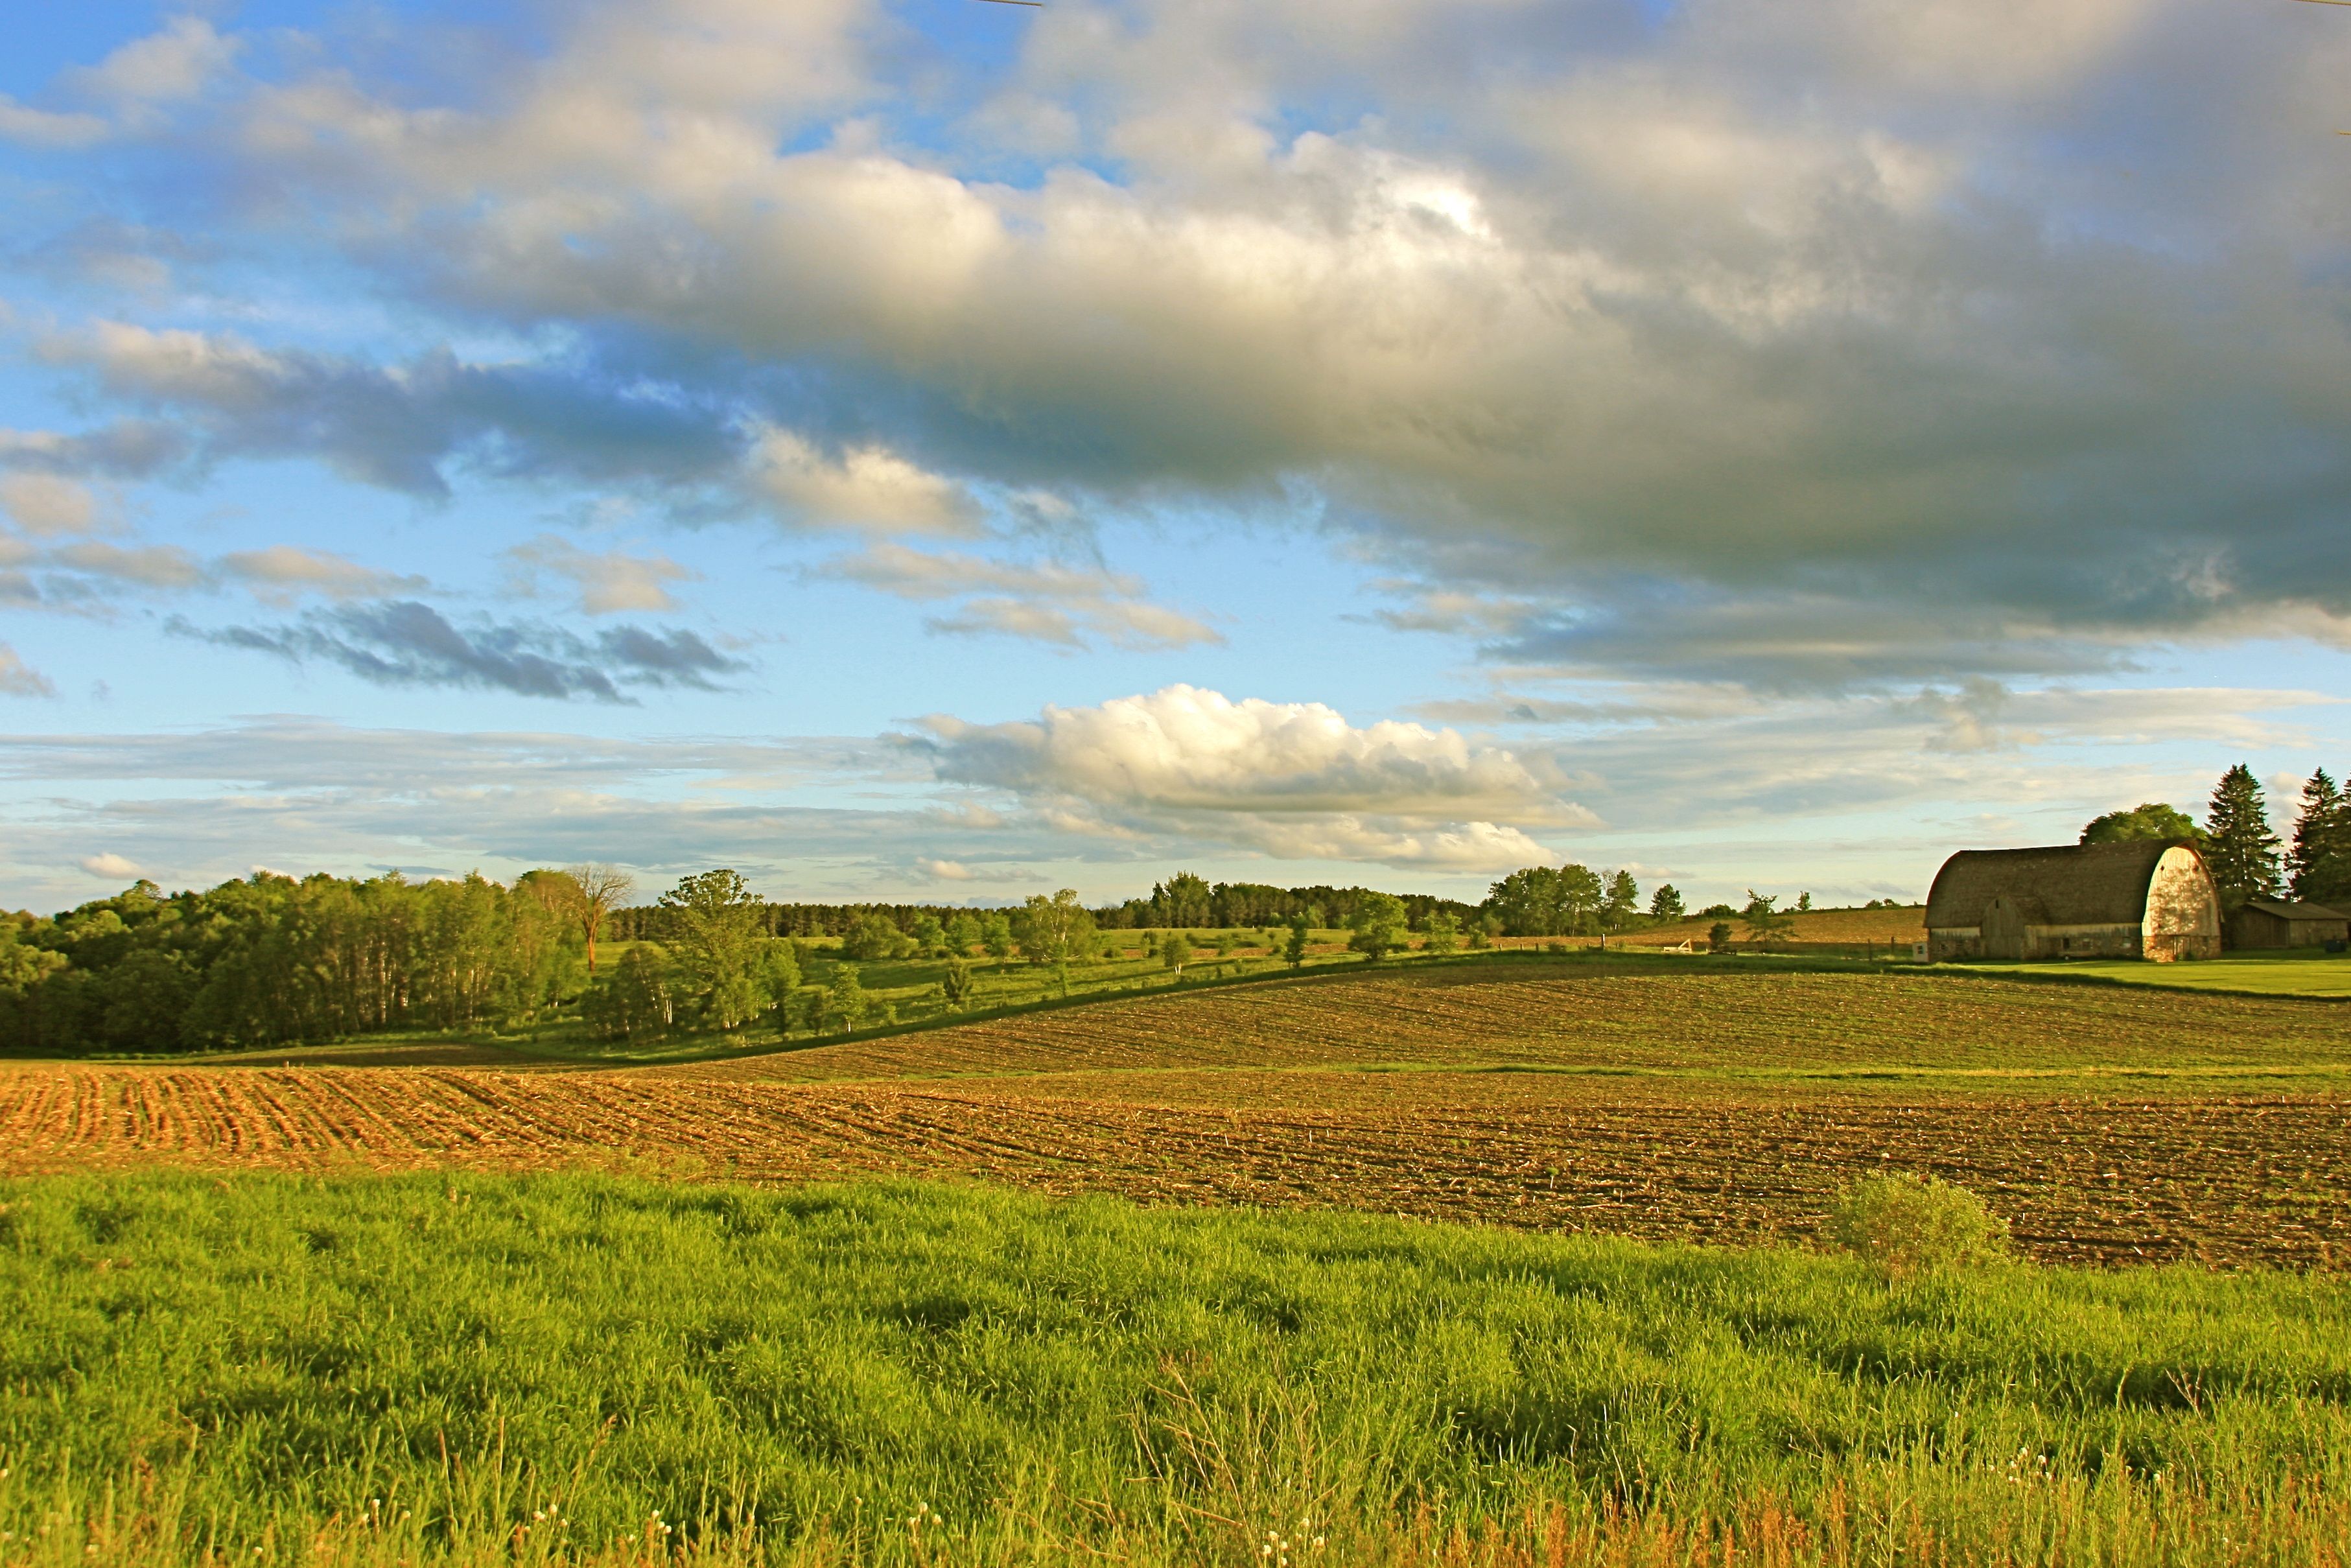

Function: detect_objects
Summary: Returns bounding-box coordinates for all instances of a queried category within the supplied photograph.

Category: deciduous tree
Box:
[559,864,633,974]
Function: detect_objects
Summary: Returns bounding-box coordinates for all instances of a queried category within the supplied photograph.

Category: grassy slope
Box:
[2,1171,2348,1567]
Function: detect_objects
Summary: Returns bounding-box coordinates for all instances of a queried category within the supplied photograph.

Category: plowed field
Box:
[5,965,2347,1269]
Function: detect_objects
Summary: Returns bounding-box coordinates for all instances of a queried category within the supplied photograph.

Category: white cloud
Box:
[0,474,103,537]
[69,18,239,110]
[750,427,978,535]
[821,543,1219,650]
[0,643,56,698]
[916,858,976,881]
[78,852,141,879]
[48,541,206,590]
[220,545,428,604]
[97,0,2345,690]
[917,685,1582,869]
[0,97,108,148]
[502,534,697,614]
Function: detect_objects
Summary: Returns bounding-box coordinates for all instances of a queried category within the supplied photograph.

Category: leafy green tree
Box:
[2080,802,2203,846]
[1740,891,1795,950]
[1283,917,1309,968]
[1423,910,1460,955]
[2289,769,2351,905]
[911,912,946,956]
[1795,891,1813,914]
[1014,889,1096,966]
[1648,883,1685,923]
[1151,871,1213,928]
[841,912,910,963]
[1483,864,1604,937]
[826,963,869,1032]
[586,943,672,1042]
[1162,932,1194,978]
[941,957,974,1010]
[1348,892,1409,962]
[981,913,1015,968]
[2204,764,2283,907]
[1707,921,1734,954]
[1600,871,1641,932]
[946,912,983,957]
[659,869,769,1029]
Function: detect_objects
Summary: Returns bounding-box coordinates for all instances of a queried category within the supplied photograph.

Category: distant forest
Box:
[606,872,1483,942]
[5,756,2337,1058]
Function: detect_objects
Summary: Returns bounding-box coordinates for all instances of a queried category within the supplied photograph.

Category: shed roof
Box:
[2239,897,2350,921]
[1925,841,2197,930]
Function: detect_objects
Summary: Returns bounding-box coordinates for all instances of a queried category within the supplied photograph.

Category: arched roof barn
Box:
[1924,841,2220,963]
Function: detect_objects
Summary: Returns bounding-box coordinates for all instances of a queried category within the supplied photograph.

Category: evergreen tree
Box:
[1283,916,1309,969]
[2289,768,2351,905]
[1647,884,1685,923]
[2203,764,2283,906]
[940,957,974,1010]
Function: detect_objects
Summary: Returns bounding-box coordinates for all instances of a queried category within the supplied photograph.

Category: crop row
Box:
[3,1062,2343,1269]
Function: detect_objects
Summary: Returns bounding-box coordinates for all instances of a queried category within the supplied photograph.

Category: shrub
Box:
[1707,922,1733,953]
[1831,1173,2012,1276]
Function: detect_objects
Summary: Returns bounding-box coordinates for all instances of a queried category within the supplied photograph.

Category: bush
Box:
[1707,921,1733,953]
[1831,1173,2012,1276]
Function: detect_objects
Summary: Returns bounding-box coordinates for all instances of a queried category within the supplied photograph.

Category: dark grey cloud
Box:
[36,326,744,500]
[178,599,749,701]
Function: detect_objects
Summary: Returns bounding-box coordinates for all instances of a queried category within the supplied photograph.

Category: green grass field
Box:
[1,1170,2347,1567]
[1970,948,2351,998]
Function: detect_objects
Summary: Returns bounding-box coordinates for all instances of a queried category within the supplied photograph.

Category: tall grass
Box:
[0,1171,2345,1565]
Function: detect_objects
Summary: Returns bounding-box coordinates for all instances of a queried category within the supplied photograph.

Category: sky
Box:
[2,0,2348,915]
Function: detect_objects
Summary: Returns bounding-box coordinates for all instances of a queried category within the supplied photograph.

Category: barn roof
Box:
[1924,841,2195,930]
[2240,897,2350,920]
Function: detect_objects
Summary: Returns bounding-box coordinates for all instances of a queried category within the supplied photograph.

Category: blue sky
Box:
[3,0,2348,914]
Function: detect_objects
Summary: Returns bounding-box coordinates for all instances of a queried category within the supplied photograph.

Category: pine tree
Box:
[2203,764,2283,906]
[2289,768,2351,906]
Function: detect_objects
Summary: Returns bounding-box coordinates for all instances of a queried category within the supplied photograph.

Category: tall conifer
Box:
[2203,764,2283,906]
[2289,769,2351,906]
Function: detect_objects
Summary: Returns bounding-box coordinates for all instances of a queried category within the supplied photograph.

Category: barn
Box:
[2225,897,2350,950]
[1924,841,2221,963]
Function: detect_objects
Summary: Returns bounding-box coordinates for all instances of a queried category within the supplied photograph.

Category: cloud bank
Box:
[918,685,1576,867]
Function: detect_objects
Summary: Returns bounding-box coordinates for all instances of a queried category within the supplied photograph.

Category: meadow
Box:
[5,957,2350,1564]
[2,1171,2349,1568]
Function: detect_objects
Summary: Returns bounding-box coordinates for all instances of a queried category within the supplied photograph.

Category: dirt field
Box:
[5,963,2346,1270]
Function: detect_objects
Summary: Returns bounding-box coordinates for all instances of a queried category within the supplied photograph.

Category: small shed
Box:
[1925,841,2221,963]
[2225,898,2350,950]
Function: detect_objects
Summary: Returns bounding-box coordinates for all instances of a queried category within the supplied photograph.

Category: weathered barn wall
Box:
[2143,846,2221,961]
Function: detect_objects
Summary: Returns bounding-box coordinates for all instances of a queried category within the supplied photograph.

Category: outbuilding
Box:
[1925,841,2221,963]
[2225,897,2350,950]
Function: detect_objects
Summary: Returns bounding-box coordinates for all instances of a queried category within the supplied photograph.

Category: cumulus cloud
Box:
[41,0,2335,688]
[917,685,1579,869]
[819,543,1219,650]
[502,535,697,614]
[183,600,749,701]
[749,428,979,535]
[78,852,140,879]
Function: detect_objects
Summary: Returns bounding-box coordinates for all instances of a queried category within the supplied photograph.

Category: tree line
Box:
[2079,762,2351,908]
